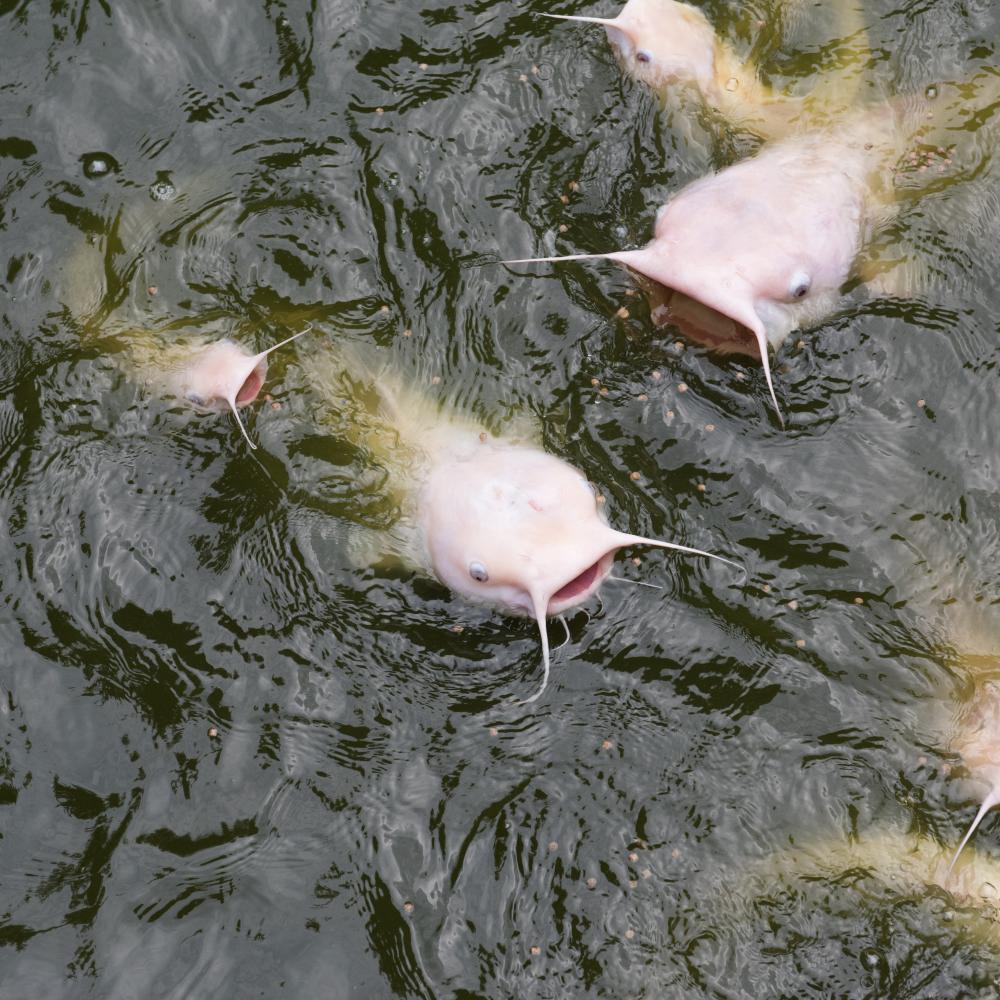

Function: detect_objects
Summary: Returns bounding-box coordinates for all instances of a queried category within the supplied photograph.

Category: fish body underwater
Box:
[310,347,741,702]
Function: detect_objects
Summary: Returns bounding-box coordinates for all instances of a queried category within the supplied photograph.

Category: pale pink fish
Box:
[312,353,743,702]
[159,326,311,449]
[504,107,899,424]
[542,0,869,137]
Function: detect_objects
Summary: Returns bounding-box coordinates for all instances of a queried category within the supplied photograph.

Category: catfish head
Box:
[505,125,892,424]
[418,434,740,701]
[544,0,723,98]
[165,327,310,449]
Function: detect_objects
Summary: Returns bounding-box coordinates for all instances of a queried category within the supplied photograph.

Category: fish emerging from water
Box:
[117,325,311,449]
[503,75,995,424]
[543,0,870,140]
[310,347,742,702]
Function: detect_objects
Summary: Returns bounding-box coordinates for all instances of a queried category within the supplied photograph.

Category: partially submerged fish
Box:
[311,347,742,702]
[543,0,870,140]
[503,75,997,423]
[123,325,311,449]
[506,108,898,422]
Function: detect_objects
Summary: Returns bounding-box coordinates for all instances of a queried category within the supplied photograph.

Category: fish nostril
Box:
[636,50,652,64]
[469,561,489,583]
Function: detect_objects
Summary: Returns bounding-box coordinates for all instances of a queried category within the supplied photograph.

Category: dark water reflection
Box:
[2,0,1000,996]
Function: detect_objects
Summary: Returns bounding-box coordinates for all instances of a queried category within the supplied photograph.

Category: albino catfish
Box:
[108,324,311,449]
[543,0,870,140]
[504,75,995,424]
[310,347,742,702]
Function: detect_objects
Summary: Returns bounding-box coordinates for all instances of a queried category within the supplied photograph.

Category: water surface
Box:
[2,0,1000,996]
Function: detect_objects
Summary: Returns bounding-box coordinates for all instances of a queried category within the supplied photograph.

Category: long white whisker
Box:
[226,399,258,450]
[258,323,313,359]
[521,602,551,705]
[555,614,571,650]
[946,789,1000,882]
[606,574,663,591]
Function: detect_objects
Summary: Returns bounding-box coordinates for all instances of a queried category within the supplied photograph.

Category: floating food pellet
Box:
[628,852,638,862]
[696,484,706,493]
[548,841,558,852]
[762,584,771,593]
[917,399,926,408]
[402,328,412,337]
[599,387,609,397]
[586,877,598,889]
[431,375,441,385]
[795,639,806,649]
[624,929,635,940]
[451,624,464,633]
[265,394,273,402]
[419,62,429,71]
[519,73,528,82]
[677,383,688,393]
[559,194,569,205]
[651,370,662,382]
[629,879,638,888]
[375,107,385,115]
[787,600,798,610]
[705,423,715,432]
[665,409,675,420]
[637,393,648,401]
[403,901,414,914]
[674,341,685,351]
[147,285,158,296]
[632,557,641,567]
[271,401,281,411]
[735,371,746,381]
[641,868,652,879]
[568,180,579,192]
[489,727,499,737]
[671,848,681,860]
[601,739,613,750]
[558,224,568,233]
[380,304,390,313]
[531,64,540,75]
[795,340,805,351]
[853,596,864,605]
[616,306,630,319]
[530,946,541,956]
[208,727,219,739]
[629,471,641,481]
[591,377,600,387]
[596,494,605,505]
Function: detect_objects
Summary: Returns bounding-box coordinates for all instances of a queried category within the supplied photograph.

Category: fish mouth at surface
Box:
[235,363,266,406]
[647,284,760,359]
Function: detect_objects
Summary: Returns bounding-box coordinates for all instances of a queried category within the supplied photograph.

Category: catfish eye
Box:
[469,561,489,583]
[789,273,811,300]
[186,392,207,407]
[636,49,652,64]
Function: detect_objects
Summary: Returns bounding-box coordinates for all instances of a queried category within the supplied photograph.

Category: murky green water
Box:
[2,0,1000,996]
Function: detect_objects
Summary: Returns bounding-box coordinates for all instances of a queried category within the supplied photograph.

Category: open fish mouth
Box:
[235,363,266,405]
[648,284,760,359]
[551,560,602,605]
